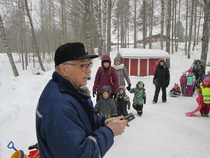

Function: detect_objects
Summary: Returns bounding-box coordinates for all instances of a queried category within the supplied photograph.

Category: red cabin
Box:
[119,48,170,76]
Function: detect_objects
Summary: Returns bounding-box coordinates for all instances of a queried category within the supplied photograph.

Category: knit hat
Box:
[136,81,144,87]
[54,42,98,66]
[114,56,121,63]
[174,83,179,88]
[203,77,210,84]
[118,86,126,92]
[182,71,187,75]
[187,69,193,73]
[101,85,111,94]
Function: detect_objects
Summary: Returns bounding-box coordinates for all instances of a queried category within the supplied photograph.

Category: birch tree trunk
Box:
[106,0,111,54]
[184,0,189,56]
[24,0,45,71]
[0,14,19,77]
[149,0,154,49]
[187,1,194,59]
[200,0,210,69]
[160,0,164,50]
[142,0,146,49]
[133,0,137,48]
[166,0,171,67]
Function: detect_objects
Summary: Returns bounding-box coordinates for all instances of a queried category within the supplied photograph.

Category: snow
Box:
[119,48,170,59]
[1,44,210,158]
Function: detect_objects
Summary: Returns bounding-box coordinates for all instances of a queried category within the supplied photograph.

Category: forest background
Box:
[0,0,209,77]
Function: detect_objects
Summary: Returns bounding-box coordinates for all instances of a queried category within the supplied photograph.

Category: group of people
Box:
[92,54,147,118]
[35,42,148,158]
[170,59,210,117]
[35,41,210,157]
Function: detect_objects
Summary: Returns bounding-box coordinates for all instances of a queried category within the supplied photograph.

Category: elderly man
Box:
[36,42,128,158]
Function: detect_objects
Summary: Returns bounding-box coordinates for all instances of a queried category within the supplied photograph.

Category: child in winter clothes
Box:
[115,86,131,116]
[169,83,181,95]
[80,86,94,111]
[179,71,187,96]
[94,85,117,118]
[127,81,146,116]
[198,77,210,117]
[186,69,196,97]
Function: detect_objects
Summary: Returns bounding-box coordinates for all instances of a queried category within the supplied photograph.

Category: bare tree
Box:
[160,0,165,50]
[199,0,210,69]
[0,14,19,77]
[142,0,146,49]
[24,0,45,72]
[184,0,189,56]
[133,0,137,48]
[165,0,171,67]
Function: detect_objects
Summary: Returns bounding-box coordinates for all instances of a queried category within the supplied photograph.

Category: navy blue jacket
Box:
[36,72,114,158]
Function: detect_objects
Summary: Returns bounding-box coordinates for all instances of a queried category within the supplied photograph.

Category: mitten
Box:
[143,96,146,104]
[93,92,96,97]
[111,93,117,99]
[126,84,131,91]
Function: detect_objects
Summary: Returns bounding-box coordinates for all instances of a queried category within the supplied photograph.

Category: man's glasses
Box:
[63,62,93,71]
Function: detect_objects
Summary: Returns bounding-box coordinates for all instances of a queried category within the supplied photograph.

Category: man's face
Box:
[59,59,92,88]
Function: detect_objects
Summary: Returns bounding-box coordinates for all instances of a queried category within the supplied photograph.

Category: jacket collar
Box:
[52,72,89,99]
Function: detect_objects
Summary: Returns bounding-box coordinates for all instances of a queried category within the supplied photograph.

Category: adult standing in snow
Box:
[112,56,131,90]
[36,42,129,158]
[192,59,205,89]
[93,54,119,102]
[152,59,170,103]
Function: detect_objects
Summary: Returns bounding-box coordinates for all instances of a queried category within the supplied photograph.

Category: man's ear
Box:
[58,64,68,77]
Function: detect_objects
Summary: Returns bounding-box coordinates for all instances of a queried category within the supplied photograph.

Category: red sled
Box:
[185,96,202,116]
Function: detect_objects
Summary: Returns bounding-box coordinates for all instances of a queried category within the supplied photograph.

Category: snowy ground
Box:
[1,44,210,158]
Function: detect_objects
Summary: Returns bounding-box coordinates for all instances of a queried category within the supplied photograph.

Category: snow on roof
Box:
[119,48,170,59]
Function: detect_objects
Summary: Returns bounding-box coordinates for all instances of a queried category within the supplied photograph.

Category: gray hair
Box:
[55,65,60,72]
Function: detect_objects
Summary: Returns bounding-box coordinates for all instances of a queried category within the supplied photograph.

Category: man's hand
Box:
[105,117,129,136]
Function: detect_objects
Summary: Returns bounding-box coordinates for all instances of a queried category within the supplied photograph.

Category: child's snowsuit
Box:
[94,86,117,118]
[115,86,130,116]
[179,73,187,96]
[198,78,210,117]
[186,71,196,97]
[128,81,146,116]
[169,84,181,95]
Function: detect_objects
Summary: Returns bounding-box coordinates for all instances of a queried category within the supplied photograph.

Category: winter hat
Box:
[174,83,179,88]
[136,81,144,87]
[114,56,121,63]
[203,77,210,84]
[101,85,111,94]
[118,86,126,92]
[187,69,193,73]
[102,54,111,64]
[54,42,98,66]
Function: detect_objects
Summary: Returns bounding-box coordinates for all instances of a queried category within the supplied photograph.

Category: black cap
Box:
[54,42,99,66]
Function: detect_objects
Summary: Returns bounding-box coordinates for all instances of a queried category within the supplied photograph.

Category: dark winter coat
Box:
[193,61,205,80]
[94,86,117,118]
[36,72,114,158]
[93,55,118,94]
[153,62,170,87]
